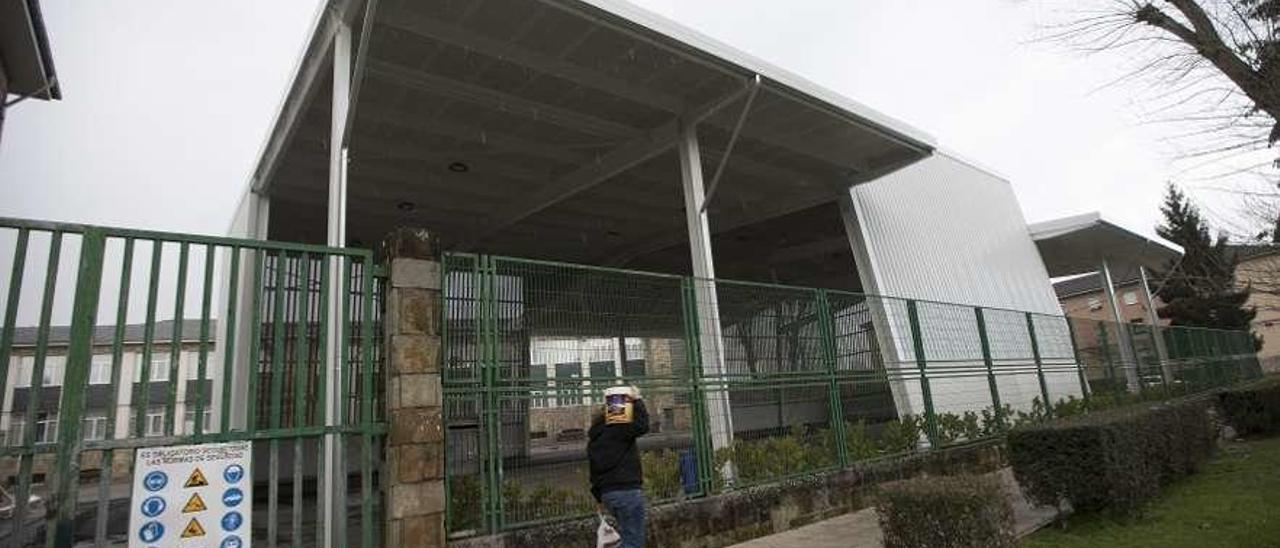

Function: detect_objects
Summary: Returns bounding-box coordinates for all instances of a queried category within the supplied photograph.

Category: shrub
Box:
[876,474,1015,548]
[641,449,683,500]
[879,416,924,454]
[448,474,483,532]
[845,420,879,460]
[1218,378,1280,436]
[1008,397,1214,517]
[937,411,983,445]
[713,426,837,487]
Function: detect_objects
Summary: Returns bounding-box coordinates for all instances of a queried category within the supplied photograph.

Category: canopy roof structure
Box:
[251,0,935,270]
[0,0,60,100]
[1029,212,1182,279]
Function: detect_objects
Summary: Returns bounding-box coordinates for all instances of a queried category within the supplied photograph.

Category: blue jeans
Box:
[602,488,646,548]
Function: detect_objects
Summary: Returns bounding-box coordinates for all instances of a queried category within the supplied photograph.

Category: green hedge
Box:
[1008,397,1215,517]
[876,474,1015,548]
[1218,378,1280,436]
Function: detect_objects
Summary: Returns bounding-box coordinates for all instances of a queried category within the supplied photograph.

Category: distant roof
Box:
[1228,243,1280,262]
[0,0,61,100]
[1029,212,1181,278]
[1052,272,1142,299]
[11,320,215,347]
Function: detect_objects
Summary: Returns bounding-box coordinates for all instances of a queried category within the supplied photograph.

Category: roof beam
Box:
[342,0,379,146]
[380,6,686,114]
[356,107,591,166]
[461,82,755,249]
[366,59,641,140]
[601,192,839,267]
[249,5,340,193]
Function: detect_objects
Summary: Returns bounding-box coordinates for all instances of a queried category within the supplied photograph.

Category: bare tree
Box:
[1048,1,1280,238]
[1050,1,1277,154]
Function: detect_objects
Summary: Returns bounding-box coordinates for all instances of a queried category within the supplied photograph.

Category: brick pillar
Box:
[382,228,446,548]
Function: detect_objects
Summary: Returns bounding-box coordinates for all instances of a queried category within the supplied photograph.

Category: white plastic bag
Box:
[596,513,622,548]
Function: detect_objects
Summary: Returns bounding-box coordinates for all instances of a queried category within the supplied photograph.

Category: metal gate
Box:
[0,217,386,547]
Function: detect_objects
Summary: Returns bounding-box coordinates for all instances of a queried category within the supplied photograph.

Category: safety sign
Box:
[128,441,252,547]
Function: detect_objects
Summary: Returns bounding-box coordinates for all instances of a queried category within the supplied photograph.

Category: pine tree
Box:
[1153,185,1259,347]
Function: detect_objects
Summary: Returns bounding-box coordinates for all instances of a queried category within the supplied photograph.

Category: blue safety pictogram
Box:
[222,487,244,507]
[221,511,243,532]
[143,471,168,492]
[220,535,243,548]
[223,464,244,484]
[138,521,165,543]
[140,495,166,517]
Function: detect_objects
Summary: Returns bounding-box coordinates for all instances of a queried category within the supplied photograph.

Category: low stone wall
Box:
[450,439,1006,548]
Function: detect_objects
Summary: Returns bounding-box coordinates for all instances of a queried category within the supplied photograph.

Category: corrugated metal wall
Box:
[843,153,1080,417]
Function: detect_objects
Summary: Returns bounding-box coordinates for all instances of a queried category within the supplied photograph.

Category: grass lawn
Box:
[1022,436,1280,548]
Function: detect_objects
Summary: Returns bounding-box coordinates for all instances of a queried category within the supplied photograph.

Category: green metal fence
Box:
[441,252,1263,537]
[0,217,386,547]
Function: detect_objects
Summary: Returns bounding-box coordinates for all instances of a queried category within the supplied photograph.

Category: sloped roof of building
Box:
[11,320,215,347]
[0,0,60,100]
[1029,212,1181,278]
[1052,273,1143,299]
[250,0,936,265]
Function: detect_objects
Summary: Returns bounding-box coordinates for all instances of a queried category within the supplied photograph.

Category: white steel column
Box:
[677,122,736,466]
[1139,266,1173,381]
[1100,260,1140,391]
[837,192,916,418]
[324,20,352,548]
[222,191,270,434]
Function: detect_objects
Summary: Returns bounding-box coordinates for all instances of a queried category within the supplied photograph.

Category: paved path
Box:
[729,468,1058,548]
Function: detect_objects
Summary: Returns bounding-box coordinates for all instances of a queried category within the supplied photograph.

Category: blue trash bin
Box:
[678,450,698,495]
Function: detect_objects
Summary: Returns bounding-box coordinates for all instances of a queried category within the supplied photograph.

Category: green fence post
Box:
[905,300,939,446]
[815,289,848,468]
[480,255,505,533]
[1145,324,1172,396]
[1025,313,1053,418]
[51,228,106,547]
[973,307,1004,428]
[1064,318,1091,401]
[681,277,716,495]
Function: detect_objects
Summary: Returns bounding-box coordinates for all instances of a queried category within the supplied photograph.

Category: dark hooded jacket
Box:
[587,398,649,501]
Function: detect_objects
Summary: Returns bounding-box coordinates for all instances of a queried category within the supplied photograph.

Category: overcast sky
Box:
[0,0,1267,241]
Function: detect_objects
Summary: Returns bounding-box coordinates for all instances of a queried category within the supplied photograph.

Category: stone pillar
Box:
[382,228,446,548]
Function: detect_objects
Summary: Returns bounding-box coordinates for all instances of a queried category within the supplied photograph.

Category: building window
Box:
[35,413,58,445]
[554,362,582,407]
[137,407,166,437]
[1123,291,1139,306]
[6,418,25,447]
[83,414,108,441]
[183,409,213,434]
[148,358,170,382]
[14,358,32,388]
[588,361,616,403]
[1087,297,1102,311]
[530,364,548,409]
[89,357,112,385]
[622,359,646,379]
[41,356,65,387]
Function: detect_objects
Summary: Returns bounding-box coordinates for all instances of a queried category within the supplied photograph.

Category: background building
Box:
[1050,245,1280,374]
[1,320,214,484]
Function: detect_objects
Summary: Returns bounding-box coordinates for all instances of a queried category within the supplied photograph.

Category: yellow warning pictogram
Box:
[184,467,209,488]
[181,517,206,538]
[182,492,207,513]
